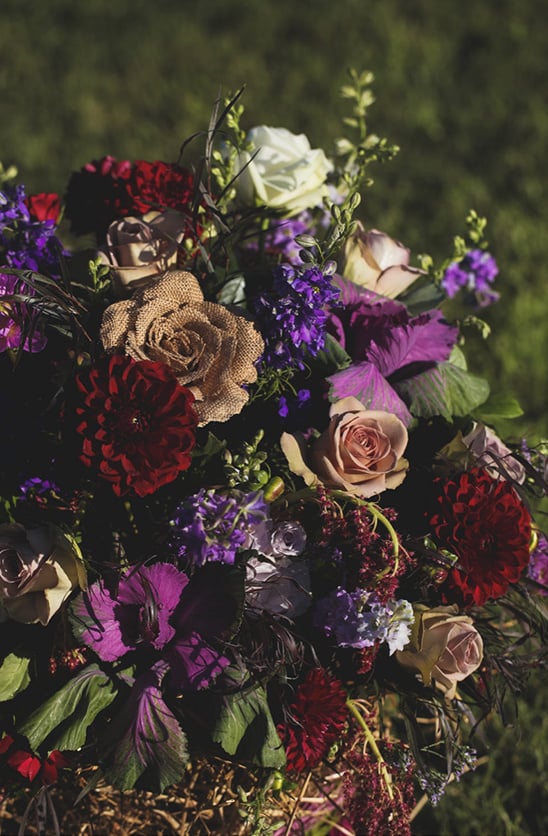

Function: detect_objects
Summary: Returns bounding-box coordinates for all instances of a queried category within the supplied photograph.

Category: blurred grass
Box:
[1,1,547,832]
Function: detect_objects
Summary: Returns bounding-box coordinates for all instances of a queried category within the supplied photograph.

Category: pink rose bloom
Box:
[281,396,408,498]
[395,605,484,699]
[338,224,424,298]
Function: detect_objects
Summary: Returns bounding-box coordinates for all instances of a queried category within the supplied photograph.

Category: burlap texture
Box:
[100,270,264,425]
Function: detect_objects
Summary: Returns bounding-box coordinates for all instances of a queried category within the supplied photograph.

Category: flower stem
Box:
[347,699,394,800]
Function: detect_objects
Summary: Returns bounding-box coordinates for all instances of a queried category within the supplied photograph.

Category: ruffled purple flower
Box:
[254,264,340,370]
[71,562,231,689]
[314,587,414,654]
[170,489,269,568]
[0,184,64,276]
[0,273,47,353]
[326,279,458,424]
[441,249,499,307]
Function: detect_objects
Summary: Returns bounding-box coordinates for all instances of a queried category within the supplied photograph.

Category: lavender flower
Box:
[528,533,548,594]
[254,263,340,370]
[315,587,414,654]
[170,488,268,568]
[441,249,499,307]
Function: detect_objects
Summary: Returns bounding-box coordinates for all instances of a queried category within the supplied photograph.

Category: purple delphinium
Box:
[441,249,499,307]
[254,263,340,370]
[170,488,269,568]
[314,587,414,654]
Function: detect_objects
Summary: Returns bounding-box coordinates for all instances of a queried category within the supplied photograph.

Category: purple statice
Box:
[18,476,62,505]
[528,533,548,595]
[441,249,499,307]
[170,488,269,568]
[254,263,340,370]
[314,587,414,654]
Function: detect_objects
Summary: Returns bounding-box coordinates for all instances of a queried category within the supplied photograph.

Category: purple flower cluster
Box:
[170,488,269,568]
[441,249,499,307]
[254,263,340,370]
[0,184,62,275]
[0,184,64,352]
[314,587,414,654]
[528,533,548,595]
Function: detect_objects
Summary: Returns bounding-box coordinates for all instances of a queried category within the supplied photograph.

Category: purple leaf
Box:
[327,362,412,425]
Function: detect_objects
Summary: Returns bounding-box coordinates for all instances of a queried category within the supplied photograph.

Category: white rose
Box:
[234,126,332,215]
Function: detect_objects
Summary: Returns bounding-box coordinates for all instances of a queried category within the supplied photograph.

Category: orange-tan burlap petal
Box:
[99,270,264,424]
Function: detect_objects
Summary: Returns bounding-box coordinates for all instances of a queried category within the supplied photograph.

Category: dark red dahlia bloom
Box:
[127,160,196,215]
[75,354,198,497]
[64,155,134,237]
[430,467,532,607]
[277,668,348,773]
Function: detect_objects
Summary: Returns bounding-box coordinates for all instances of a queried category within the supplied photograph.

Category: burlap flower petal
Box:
[100,270,264,425]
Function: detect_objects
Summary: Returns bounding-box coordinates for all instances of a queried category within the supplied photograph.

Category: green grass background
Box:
[1,1,547,832]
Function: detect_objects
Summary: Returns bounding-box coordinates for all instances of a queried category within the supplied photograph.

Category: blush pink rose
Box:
[395,605,484,699]
[338,224,424,298]
[281,396,408,498]
[0,523,86,625]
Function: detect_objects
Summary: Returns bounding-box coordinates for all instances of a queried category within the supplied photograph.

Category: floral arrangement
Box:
[0,70,546,835]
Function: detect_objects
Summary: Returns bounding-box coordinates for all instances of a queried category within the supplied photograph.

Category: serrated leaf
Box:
[18,664,118,751]
[212,683,285,769]
[103,665,188,792]
[394,361,490,422]
[0,653,31,702]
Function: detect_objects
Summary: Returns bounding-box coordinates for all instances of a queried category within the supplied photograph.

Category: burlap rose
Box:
[280,396,408,498]
[100,270,264,425]
[0,523,86,625]
[395,605,484,699]
[98,210,188,293]
[338,224,423,298]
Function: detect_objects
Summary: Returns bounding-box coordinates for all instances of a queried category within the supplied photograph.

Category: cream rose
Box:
[280,396,408,498]
[338,224,423,297]
[98,210,189,293]
[100,270,264,425]
[0,523,86,625]
[395,605,484,699]
[462,422,526,484]
[234,126,332,215]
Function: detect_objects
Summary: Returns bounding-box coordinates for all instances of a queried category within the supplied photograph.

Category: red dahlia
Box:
[277,668,348,773]
[75,354,198,497]
[430,467,532,607]
[127,160,197,215]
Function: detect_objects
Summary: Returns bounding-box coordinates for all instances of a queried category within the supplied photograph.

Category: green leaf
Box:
[17,664,118,751]
[103,665,189,792]
[217,274,246,305]
[475,392,524,421]
[311,333,352,376]
[212,683,286,769]
[0,653,31,702]
[395,361,490,422]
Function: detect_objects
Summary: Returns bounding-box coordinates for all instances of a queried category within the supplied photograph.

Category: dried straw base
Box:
[0,757,327,836]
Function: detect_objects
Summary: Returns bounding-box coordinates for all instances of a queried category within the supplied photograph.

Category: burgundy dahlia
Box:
[75,354,198,497]
[64,155,134,237]
[127,160,196,215]
[430,467,532,607]
[277,668,348,773]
